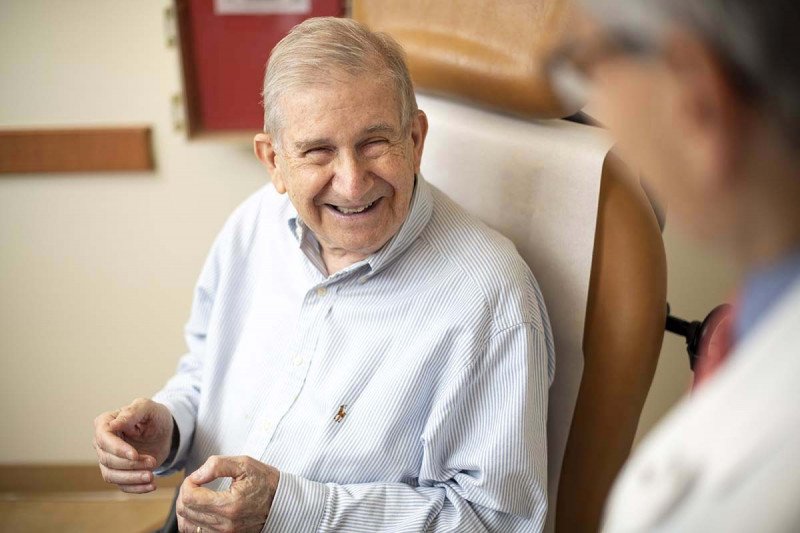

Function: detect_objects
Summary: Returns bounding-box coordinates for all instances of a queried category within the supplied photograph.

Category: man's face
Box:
[591,50,693,203]
[581,21,742,242]
[257,73,426,262]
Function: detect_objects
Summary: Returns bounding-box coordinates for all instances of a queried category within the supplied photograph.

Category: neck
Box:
[731,137,800,274]
[321,247,369,276]
[735,207,800,274]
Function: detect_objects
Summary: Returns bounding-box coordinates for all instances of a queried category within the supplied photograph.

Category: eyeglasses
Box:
[547,29,761,110]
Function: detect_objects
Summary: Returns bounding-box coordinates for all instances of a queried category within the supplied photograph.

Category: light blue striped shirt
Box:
[153,175,554,532]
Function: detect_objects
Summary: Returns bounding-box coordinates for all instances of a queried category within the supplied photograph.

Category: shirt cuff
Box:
[151,395,195,476]
[262,471,328,533]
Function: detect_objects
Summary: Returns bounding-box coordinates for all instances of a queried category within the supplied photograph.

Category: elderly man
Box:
[552,1,800,531]
[93,17,553,533]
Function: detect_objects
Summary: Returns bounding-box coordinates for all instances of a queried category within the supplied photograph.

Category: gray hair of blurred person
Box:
[581,0,800,147]
[261,17,418,148]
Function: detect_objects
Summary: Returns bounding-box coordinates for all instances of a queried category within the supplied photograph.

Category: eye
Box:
[361,139,389,157]
[303,147,334,164]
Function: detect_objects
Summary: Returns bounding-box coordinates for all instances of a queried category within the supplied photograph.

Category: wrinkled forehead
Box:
[276,72,405,143]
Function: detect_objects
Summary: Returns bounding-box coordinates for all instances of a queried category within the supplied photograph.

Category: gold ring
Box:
[196,527,202,533]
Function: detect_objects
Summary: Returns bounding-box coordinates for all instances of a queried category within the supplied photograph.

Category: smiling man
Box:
[93,17,553,533]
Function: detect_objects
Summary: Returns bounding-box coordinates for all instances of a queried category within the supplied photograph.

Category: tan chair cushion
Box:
[353,0,579,118]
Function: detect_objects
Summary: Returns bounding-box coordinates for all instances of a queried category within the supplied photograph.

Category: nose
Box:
[331,149,374,201]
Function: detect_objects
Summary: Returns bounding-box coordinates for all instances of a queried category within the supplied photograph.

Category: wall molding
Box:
[0,126,154,174]
[0,464,182,493]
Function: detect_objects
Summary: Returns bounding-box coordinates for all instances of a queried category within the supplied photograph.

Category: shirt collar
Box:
[285,199,328,276]
[285,201,304,243]
[283,174,434,280]
[364,174,433,278]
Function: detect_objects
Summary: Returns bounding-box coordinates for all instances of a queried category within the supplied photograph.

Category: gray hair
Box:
[582,0,800,146]
[261,17,418,145]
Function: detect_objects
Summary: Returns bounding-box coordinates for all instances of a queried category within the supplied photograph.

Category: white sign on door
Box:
[214,0,312,15]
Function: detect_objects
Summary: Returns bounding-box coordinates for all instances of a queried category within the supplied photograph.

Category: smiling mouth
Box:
[327,199,379,215]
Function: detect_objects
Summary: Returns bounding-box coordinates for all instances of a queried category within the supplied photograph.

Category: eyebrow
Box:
[293,137,333,153]
[292,123,399,153]
[363,123,397,135]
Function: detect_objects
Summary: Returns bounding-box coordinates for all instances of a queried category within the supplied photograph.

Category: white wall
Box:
[0,0,266,463]
[636,226,737,442]
[0,0,736,464]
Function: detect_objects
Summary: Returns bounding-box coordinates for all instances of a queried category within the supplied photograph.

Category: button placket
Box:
[258,279,341,462]
[250,287,319,459]
[290,284,331,370]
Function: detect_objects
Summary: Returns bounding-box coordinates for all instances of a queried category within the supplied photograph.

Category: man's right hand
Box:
[93,398,174,493]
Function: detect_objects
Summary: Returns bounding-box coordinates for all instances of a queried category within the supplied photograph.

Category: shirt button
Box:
[264,421,273,431]
[293,355,304,366]
[316,286,327,297]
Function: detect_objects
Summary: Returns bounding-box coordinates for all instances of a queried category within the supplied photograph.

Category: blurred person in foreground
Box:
[92,16,553,533]
[552,1,800,531]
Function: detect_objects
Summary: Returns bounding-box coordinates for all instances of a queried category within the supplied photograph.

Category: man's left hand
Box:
[176,455,280,533]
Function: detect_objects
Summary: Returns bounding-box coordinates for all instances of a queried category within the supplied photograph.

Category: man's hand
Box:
[93,397,174,493]
[176,455,280,533]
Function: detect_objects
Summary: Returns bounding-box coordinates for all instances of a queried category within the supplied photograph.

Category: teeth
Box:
[335,201,374,214]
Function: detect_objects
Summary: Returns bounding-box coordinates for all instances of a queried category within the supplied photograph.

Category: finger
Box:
[177,498,224,530]
[177,515,199,533]
[108,408,143,433]
[189,455,244,485]
[93,411,118,431]
[99,463,154,486]
[119,482,156,494]
[181,477,233,515]
[108,398,153,431]
[182,483,228,511]
[95,445,156,470]
[95,426,139,461]
[177,512,221,533]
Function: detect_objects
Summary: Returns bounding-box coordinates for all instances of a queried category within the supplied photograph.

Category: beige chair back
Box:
[353,3,667,531]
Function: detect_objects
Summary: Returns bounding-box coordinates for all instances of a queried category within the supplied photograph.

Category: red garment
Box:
[693,305,736,389]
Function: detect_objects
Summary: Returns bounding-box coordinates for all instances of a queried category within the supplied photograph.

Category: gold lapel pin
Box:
[334,404,347,423]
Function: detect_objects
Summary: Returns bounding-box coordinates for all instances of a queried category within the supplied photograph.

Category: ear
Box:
[410,110,429,174]
[664,30,750,190]
[254,133,287,194]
